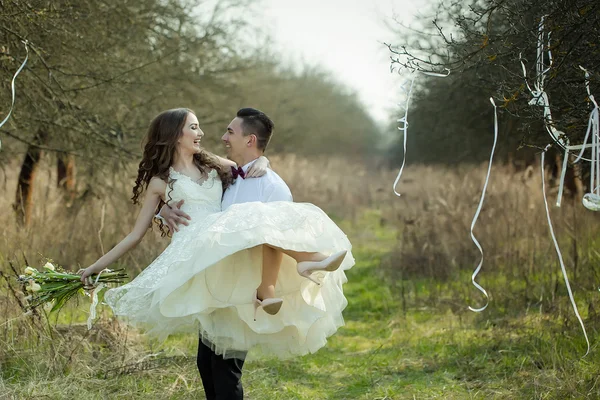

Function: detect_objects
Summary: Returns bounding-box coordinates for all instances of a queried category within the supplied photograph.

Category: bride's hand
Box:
[78,266,98,286]
[246,156,270,178]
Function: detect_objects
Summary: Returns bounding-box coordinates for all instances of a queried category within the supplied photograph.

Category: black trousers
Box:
[197,337,246,400]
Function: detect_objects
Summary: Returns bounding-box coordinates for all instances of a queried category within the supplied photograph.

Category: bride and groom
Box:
[81,107,354,399]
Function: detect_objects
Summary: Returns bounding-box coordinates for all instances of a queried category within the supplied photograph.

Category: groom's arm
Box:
[157,200,191,233]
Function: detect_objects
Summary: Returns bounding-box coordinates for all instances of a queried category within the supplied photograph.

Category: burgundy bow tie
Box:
[231,166,246,179]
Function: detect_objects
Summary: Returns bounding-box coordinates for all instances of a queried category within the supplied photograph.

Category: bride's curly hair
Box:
[131,108,233,235]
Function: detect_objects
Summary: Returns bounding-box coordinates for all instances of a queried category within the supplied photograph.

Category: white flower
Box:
[19,275,26,280]
[26,281,41,292]
[43,262,55,271]
[24,267,37,275]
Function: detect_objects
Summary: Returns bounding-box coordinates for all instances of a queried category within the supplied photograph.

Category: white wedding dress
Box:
[104,167,354,359]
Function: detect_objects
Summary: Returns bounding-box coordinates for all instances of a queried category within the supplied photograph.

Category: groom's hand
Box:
[161,200,191,233]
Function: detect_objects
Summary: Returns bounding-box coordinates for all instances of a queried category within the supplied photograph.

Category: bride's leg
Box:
[265,245,347,285]
[257,245,283,300]
[264,246,326,263]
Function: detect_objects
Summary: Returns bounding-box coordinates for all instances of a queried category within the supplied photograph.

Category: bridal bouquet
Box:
[18,261,127,316]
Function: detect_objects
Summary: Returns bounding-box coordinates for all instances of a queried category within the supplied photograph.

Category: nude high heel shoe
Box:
[296,250,347,285]
[253,290,283,321]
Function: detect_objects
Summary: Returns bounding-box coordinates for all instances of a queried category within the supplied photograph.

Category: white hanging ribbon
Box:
[523,18,600,207]
[468,97,499,312]
[419,70,451,78]
[392,69,450,196]
[572,67,599,164]
[540,145,590,356]
[521,16,571,205]
[392,75,415,196]
[87,283,105,330]
[573,66,600,211]
[521,17,568,149]
[582,192,600,211]
[86,269,111,330]
[556,141,570,205]
[0,40,29,151]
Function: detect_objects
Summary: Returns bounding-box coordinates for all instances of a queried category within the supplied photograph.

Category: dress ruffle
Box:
[104,200,354,359]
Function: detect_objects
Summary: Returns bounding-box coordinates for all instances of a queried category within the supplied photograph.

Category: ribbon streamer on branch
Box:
[392,69,450,196]
[540,145,590,357]
[522,15,593,356]
[0,40,29,151]
[573,66,600,211]
[521,17,599,207]
[468,98,499,312]
[392,75,415,197]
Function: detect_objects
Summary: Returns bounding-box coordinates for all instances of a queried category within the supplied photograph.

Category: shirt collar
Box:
[241,158,258,173]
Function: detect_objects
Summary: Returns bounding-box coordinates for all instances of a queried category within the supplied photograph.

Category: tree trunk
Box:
[57,153,76,200]
[570,156,584,198]
[14,129,48,225]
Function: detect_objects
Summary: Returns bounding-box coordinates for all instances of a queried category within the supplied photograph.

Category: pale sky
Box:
[260,0,421,125]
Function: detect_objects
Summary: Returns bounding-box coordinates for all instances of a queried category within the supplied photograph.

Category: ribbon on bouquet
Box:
[86,269,110,330]
[0,40,29,151]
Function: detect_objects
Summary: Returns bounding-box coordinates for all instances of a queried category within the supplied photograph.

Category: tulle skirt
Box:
[104,201,354,359]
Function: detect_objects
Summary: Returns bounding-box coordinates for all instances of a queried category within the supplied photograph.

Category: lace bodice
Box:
[167,167,223,220]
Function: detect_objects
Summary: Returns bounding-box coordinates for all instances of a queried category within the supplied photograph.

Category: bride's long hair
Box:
[132,108,232,235]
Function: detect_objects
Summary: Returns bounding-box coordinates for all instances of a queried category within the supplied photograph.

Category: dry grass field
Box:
[1,154,599,399]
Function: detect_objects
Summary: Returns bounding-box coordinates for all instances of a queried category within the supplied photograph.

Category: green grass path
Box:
[2,238,599,399]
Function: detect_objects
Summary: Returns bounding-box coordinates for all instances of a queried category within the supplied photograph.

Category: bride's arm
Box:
[214,155,236,168]
[212,154,270,178]
[246,156,270,177]
[80,177,165,283]
[215,155,271,178]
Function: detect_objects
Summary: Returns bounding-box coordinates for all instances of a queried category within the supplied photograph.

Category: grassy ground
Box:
[2,217,599,400]
[3,159,600,399]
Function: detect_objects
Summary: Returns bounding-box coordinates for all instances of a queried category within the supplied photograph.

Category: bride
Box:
[80,107,354,359]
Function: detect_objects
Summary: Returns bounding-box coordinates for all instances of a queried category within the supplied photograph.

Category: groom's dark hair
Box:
[237,107,274,151]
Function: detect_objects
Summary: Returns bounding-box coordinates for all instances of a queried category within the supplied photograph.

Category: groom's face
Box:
[222,117,247,164]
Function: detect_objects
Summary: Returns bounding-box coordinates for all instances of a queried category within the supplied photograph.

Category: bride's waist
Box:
[170,208,221,239]
[176,202,221,219]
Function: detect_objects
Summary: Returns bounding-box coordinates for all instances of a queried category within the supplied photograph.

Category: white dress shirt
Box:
[221,159,293,210]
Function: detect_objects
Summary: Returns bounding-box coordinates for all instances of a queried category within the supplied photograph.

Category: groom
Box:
[160,107,291,400]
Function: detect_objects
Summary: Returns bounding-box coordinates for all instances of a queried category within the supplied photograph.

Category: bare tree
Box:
[386,0,599,171]
[1,0,254,224]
